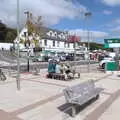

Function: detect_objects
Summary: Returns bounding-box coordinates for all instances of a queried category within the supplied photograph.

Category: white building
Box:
[14,27,87,58]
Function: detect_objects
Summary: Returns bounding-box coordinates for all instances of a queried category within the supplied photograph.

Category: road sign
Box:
[104,38,120,48]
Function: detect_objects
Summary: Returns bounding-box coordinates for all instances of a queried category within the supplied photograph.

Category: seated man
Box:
[62,64,74,79]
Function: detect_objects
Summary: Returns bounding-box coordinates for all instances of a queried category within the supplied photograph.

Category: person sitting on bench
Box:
[55,61,61,74]
[48,59,56,78]
[61,64,73,79]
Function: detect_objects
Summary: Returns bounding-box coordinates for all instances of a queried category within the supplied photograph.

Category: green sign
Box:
[104,38,120,48]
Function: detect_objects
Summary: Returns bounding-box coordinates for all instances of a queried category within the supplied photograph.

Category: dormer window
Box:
[54,32,57,37]
[24,32,27,37]
[61,34,63,39]
[50,32,52,36]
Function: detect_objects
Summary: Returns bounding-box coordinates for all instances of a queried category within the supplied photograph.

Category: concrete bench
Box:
[63,80,103,117]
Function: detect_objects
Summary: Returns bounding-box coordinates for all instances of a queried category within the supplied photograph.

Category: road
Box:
[0,60,98,72]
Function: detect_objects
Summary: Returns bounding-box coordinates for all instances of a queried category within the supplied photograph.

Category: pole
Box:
[16,0,20,90]
[24,11,30,72]
[87,30,90,72]
[114,48,119,71]
[27,50,30,72]
[74,42,76,67]
[84,12,92,73]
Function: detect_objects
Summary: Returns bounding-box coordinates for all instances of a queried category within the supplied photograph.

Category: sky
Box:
[1,0,120,43]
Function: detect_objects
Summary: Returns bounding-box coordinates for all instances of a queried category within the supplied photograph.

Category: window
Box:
[57,41,59,47]
[73,43,75,48]
[50,32,52,36]
[24,32,27,37]
[64,42,66,48]
[53,41,55,47]
[61,34,63,39]
[44,40,47,46]
[68,43,70,48]
[54,32,57,37]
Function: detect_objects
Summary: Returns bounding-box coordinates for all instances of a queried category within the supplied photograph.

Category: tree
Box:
[5,28,17,43]
[81,42,104,50]
[0,21,17,43]
[0,21,7,42]
[24,12,43,48]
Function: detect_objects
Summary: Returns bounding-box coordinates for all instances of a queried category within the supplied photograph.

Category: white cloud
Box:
[0,0,87,27]
[102,0,120,6]
[111,26,120,32]
[103,10,112,15]
[114,18,120,24]
[69,29,108,42]
[103,18,120,30]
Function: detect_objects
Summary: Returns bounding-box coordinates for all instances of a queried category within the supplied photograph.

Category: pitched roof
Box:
[39,27,68,42]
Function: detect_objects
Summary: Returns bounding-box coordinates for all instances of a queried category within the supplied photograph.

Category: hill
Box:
[0,20,17,43]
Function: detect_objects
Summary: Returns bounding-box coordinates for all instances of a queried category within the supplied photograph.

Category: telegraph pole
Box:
[16,0,20,90]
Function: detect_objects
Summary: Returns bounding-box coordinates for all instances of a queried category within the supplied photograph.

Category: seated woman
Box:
[55,61,61,74]
[47,59,56,78]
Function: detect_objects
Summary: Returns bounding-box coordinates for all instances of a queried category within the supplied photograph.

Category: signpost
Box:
[104,38,120,48]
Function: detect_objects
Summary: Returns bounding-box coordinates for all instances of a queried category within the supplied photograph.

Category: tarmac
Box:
[0,68,120,120]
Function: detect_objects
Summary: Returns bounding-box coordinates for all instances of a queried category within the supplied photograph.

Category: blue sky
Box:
[51,0,120,43]
[1,0,120,43]
[51,0,120,31]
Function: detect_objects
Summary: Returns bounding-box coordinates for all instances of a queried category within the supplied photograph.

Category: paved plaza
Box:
[0,68,120,120]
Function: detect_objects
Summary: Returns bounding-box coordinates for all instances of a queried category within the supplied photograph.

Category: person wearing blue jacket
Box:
[48,59,56,74]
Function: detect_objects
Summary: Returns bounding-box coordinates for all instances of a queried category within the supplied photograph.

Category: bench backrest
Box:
[63,80,95,102]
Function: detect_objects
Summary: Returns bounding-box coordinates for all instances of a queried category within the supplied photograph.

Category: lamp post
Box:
[84,11,92,72]
[16,0,20,90]
[24,11,30,72]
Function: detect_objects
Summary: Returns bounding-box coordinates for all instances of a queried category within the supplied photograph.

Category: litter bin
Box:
[106,61,117,71]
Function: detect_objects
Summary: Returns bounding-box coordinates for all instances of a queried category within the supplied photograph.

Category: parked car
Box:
[99,58,114,69]
[59,56,66,61]
[48,56,60,62]
[32,56,43,62]
[99,55,120,69]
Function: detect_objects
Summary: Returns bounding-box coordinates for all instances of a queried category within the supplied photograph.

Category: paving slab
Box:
[98,96,120,120]
[0,69,120,120]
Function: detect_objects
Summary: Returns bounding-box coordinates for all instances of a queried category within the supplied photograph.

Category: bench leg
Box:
[71,105,76,117]
[95,94,100,99]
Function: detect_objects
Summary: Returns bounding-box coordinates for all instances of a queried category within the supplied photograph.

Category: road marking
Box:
[23,78,68,88]
[11,93,63,115]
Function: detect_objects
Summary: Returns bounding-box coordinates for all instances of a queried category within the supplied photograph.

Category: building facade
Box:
[14,27,87,58]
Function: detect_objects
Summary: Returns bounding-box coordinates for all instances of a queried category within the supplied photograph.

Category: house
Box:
[14,27,87,58]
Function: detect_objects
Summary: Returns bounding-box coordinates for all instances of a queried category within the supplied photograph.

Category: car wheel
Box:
[102,63,105,69]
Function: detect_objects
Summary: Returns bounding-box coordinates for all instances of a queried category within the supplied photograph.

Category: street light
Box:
[16,0,20,90]
[24,11,30,72]
[84,11,92,72]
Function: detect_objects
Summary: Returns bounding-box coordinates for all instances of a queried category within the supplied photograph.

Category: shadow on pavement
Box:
[57,96,99,117]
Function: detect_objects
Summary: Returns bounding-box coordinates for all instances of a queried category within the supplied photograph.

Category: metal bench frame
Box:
[63,80,103,117]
